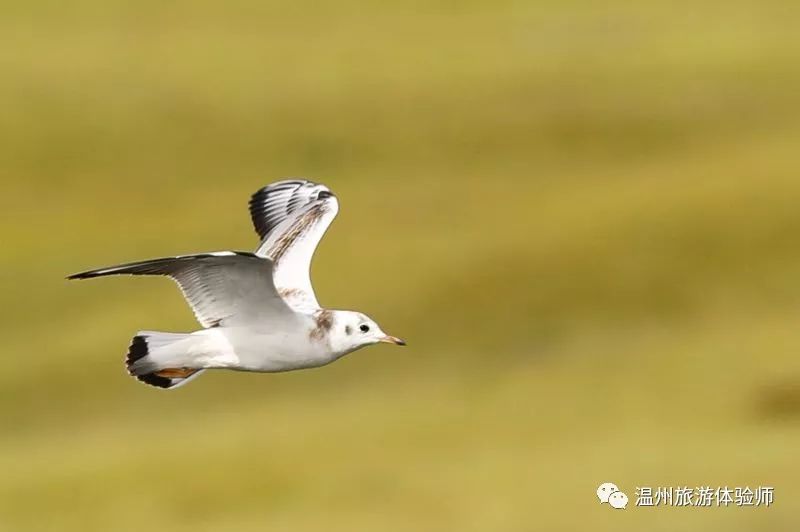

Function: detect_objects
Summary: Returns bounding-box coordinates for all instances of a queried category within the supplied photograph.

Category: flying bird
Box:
[68,180,405,389]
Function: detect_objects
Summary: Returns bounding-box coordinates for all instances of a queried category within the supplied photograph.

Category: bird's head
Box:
[326,310,405,355]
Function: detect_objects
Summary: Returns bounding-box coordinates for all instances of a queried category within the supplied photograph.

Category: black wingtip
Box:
[249,179,309,203]
[66,271,98,280]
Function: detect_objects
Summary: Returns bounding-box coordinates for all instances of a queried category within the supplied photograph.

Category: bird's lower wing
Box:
[68,251,298,328]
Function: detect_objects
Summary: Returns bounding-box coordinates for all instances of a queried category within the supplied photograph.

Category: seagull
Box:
[68,179,405,389]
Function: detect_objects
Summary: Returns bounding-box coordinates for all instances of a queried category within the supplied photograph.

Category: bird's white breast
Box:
[217,317,338,372]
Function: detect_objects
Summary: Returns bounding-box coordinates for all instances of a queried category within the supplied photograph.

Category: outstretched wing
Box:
[249,180,339,311]
[68,252,297,328]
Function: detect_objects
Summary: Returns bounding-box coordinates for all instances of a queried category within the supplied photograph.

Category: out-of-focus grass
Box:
[2,1,800,530]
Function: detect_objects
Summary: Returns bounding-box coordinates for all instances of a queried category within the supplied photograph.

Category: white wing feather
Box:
[249,180,339,311]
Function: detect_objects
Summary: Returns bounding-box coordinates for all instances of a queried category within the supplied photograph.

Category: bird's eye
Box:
[360,324,370,333]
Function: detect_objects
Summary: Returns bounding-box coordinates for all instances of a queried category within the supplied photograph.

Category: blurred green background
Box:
[2,0,800,530]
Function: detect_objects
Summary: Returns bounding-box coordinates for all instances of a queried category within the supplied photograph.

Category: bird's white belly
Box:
[220,327,335,372]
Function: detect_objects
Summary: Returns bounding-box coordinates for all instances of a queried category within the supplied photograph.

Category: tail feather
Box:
[126,333,205,390]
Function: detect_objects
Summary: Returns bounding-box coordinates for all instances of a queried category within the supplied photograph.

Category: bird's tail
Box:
[126,332,206,390]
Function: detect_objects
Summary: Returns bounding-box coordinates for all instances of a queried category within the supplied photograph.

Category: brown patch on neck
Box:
[310,309,334,342]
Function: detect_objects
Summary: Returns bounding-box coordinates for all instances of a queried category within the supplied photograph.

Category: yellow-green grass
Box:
[2,1,800,530]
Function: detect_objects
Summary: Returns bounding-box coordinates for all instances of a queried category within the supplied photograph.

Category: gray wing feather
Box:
[68,252,296,327]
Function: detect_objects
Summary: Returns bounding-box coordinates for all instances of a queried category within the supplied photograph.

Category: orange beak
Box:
[380,335,406,346]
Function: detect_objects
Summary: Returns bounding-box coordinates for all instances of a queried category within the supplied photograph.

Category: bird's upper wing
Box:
[68,252,298,328]
[248,180,339,311]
